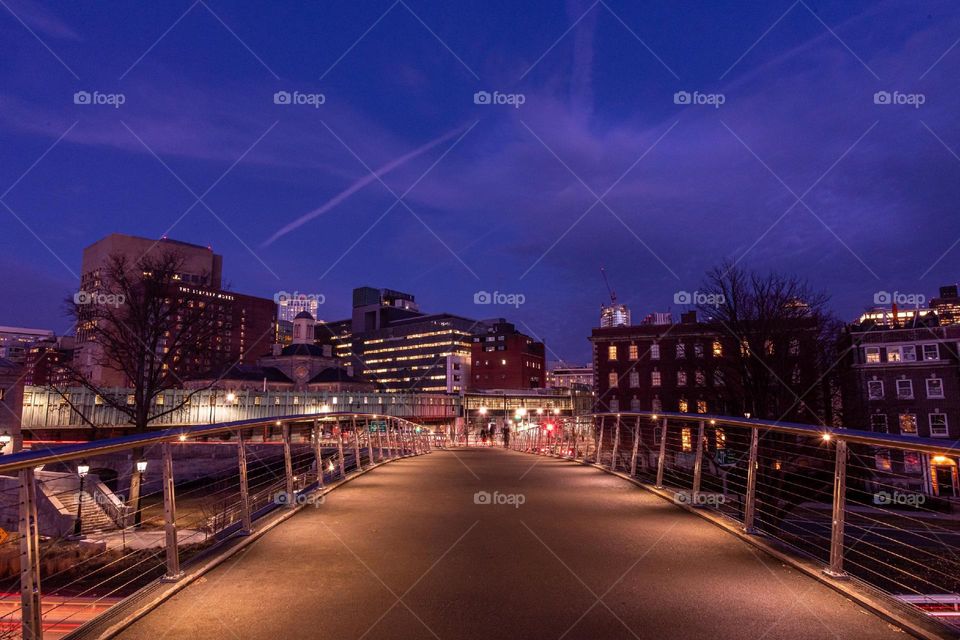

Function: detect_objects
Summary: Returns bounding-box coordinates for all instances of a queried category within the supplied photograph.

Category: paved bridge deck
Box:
[118,448,906,640]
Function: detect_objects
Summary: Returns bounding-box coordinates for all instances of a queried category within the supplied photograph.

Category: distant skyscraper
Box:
[932,285,960,326]
[599,303,630,328]
[277,293,320,324]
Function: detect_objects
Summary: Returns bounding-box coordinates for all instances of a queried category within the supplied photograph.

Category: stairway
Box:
[56,489,116,534]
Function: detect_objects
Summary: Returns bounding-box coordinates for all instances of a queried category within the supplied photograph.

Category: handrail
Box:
[584,411,960,456]
[0,412,425,475]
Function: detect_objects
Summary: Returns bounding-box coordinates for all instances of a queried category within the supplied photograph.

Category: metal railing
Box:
[514,411,960,636]
[0,412,437,640]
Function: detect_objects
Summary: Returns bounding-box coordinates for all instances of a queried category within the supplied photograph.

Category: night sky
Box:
[1,0,958,364]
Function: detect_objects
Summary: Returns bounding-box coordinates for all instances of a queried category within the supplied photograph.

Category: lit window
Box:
[904,451,922,474]
[923,344,939,360]
[696,400,707,414]
[608,372,619,387]
[629,344,638,360]
[870,414,888,433]
[715,428,726,449]
[930,413,949,437]
[899,413,918,435]
[865,347,880,363]
[712,340,723,357]
[681,427,692,450]
[651,370,661,387]
[650,343,660,360]
[875,450,891,472]
[867,380,884,400]
[895,379,914,399]
[678,398,689,413]
[927,378,944,399]
[764,340,775,355]
[608,345,617,361]
[887,347,902,363]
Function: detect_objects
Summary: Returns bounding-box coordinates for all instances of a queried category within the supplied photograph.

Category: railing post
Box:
[237,430,252,534]
[336,424,346,478]
[352,417,362,471]
[282,423,295,506]
[376,423,384,462]
[692,420,705,505]
[655,417,668,489]
[572,426,579,459]
[595,416,605,465]
[161,442,182,581]
[313,420,325,490]
[610,414,621,471]
[825,438,849,578]
[19,467,42,640]
[630,417,640,477]
[743,426,759,534]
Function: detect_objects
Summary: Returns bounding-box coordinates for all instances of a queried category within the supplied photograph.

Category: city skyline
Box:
[3,1,960,364]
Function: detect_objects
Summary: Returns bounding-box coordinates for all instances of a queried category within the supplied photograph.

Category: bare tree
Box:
[55,249,222,525]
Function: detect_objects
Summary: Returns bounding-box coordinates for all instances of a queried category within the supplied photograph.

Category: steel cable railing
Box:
[0,412,432,640]
[515,410,960,636]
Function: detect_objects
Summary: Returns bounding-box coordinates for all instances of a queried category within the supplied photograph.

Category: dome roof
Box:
[294,311,315,321]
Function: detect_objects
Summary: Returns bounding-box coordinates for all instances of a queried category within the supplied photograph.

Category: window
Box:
[715,429,726,449]
[870,414,888,433]
[887,347,902,363]
[651,396,662,412]
[681,427,692,450]
[930,414,949,437]
[902,345,917,362]
[678,398,689,413]
[608,345,617,361]
[789,338,800,356]
[867,380,884,400]
[712,340,723,357]
[923,344,939,361]
[629,371,639,388]
[694,343,704,358]
[764,340,775,355]
[896,379,914,399]
[714,369,724,386]
[904,452,922,474]
[629,344,639,360]
[899,413,918,435]
[695,370,706,386]
[651,370,661,387]
[875,450,892,472]
[791,365,801,385]
[696,400,707,414]
[650,343,660,360]
[609,398,619,413]
[676,343,686,359]
[865,347,880,363]
[608,372,619,387]
[927,378,945,399]
[677,371,687,386]
[630,396,641,411]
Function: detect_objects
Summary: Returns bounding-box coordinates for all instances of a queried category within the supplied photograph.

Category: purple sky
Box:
[1,0,959,363]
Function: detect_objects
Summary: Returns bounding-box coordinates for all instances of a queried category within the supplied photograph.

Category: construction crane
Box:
[600,266,617,304]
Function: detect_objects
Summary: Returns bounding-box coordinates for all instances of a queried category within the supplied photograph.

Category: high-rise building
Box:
[0,326,55,363]
[599,303,630,328]
[24,336,75,386]
[931,285,960,326]
[276,293,321,324]
[75,234,274,386]
[469,321,545,389]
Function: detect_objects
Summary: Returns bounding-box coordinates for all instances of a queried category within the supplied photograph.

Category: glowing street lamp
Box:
[226,392,236,403]
[133,458,147,527]
[74,460,90,536]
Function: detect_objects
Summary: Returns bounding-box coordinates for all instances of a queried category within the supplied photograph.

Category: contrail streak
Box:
[263,125,467,246]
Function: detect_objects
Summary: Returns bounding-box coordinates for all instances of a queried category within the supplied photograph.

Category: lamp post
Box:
[74,460,90,537]
[133,458,147,527]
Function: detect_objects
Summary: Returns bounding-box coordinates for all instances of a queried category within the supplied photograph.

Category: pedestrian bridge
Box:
[0,412,956,639]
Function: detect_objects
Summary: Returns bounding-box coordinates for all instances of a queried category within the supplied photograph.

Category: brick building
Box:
[469,321,546,390]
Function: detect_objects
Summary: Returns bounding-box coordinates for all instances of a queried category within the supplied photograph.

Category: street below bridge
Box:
[118,448,906,640]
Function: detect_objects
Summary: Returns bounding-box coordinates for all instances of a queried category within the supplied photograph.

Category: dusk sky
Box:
[2,0,959,363]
